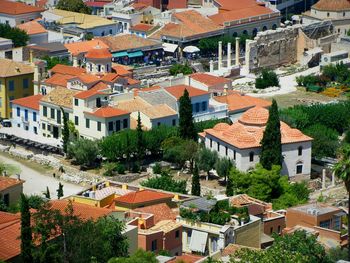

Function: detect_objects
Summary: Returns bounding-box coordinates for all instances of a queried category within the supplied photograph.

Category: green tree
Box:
[333,145,350,261]
[215,157,232,182]
[43,56,71,70]
[57,182,64,199]
[191,164,201,196]
[27,195,45,209]
[179,89,197,140]
[260,99,282,170]
[61,107,70,154]
[44,186,51,199]
[67,138,99,167]
[136,111,145,160]
[108,249,157,263]
[197,147,218,180]
[56,0,92,14]
[0,24,29,47]
[255,70,279,89]
[169,63,193,76]
[226,171,235,196]
[20,194,33,263]
[141,171,187,194]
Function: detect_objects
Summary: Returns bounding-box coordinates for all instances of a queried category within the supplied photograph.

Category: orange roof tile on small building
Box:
[64,39,109,56]
[0,219,21,261]
[101,73,120,82]
[214,92,271,113]
[133,85,160,96]
[112,64,132,76]
[190,73,231,86]
[85,106,129,118]
[164,85,209,100]
[85,46,112,59]
[17,20,47,35]
[126,77,140,86]
[130,23,154,32]
[313,0,350,11]
[50,64,86,76]
[168,254,203,263]
[134,203,178,224]
[76,74,100,84]
[74,82,108,99]
[11,94,43,111]
[115,189,174,205]
[131,2,149,10]
[0,0,44,15]
[167,0,187,9]
[0,177,24,191]
[44,73,75,87]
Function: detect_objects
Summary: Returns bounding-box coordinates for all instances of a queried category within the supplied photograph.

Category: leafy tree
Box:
[0,199,7,211]
[20,194,33,263]
[56,182,64,199]
[179,89,197,140]
[136,112,145,160]
[333,144,350,261]
[27,195,45,209]
[196,147,218,180]
[169,63,193,76]
[141,171,187,194]
[231,230,331,263]
[108,249,157,263]
[215,157,232,182]
[152,162,162,174]
[327,247,348,262]
[61,107,70,154]
[44,186,51,199]
[0,23,28,47]
[56,0,92,14]
[43,56,71,70]
[191,164,201,196]
[255,70,279,89]
[67,138,99,167]
[68,120,79,139]
[260,99,282,170]
[226,172,234,196]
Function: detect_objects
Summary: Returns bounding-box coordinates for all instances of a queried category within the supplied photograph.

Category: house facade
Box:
[0,1,43,27]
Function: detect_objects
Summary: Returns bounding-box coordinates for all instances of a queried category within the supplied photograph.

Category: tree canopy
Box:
[0,24,28,47]
[56,0,92,14]
[179,89,197,140]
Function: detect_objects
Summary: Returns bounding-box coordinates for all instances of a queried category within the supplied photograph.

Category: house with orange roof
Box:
[17,20,48,45]
[199,106,313,178]
[130,23,156,38]
[11,94,43,135]
[188,73,232,95]
[0,0,44,27]
[0,176,24,207]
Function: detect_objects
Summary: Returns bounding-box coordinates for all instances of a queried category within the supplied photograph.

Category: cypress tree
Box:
[61,107,70,154]
[226,174,234,196]
[44,186,50,199]
[136,111,145,160]
[260,99,283,170]
[191,164,201,196]
[179,89,197,140]
[57,182,64,199]
[20,194,33,263]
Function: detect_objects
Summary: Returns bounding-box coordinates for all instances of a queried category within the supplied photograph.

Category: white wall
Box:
[0,12,41,27]
[11,104,40,134]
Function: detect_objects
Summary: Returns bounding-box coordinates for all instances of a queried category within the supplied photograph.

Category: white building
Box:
[11,94,43,135]
[17,20,48,45]
[199,106,313,178]
[0,1,43,27]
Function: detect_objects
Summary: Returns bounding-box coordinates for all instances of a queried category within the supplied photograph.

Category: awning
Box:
[183,46,200,53]
[113,51,128,58]
[189,230,208,253]
[128,51,143,58]
[162,43,178,53]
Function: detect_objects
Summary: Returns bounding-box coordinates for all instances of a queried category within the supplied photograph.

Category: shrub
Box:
[67,138,99,168]
[141,171,187,194]
[131,163,140,173]
[255,70,279,89]
[152,163,162,174]
[169,63,193,76]
[116,163,126,175]
[103,162,117,177]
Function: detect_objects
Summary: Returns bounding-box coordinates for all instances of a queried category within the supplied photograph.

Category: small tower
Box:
[85,45,112,74]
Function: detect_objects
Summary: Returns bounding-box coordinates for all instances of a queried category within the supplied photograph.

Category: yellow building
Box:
[0,59,34,118]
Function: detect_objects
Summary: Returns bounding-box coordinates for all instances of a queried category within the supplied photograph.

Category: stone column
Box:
[331,171,335,187]
[322,169,326,189]
[235,37,240,66]
[227,42,232,69]
[209,60,214,72]
[218,41,222,70]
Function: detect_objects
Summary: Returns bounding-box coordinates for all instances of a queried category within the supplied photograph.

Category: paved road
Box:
[0,154,83,199]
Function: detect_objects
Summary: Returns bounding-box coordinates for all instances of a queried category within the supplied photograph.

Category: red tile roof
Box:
[17,20,47,35]
[168,254,203,263]
[64,40,109,56]
[133,86,160,96]
[101,73,119,82]
[134,203,178,223]
[115,190,174,205]
[74,82,108,99]
[130,23,154,32]
[112,65,132,76]
[0,0,44,15]
[50,64,86,76]
[44,73,74,87]
[0,219,20,261]
[11,94,43,111]
[164,85,209,100]
[313,0,350,11]
[85,1,109,7]
[85,106,129,118]
[76,74,100,84]
[0,177,24,191]
[167,0,187,9]
[85,47,112,59]
[190,73,231,86]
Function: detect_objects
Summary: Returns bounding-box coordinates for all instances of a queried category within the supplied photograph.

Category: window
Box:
[42,123,46,130]
[43,106,47,117]
[202,101,207,111]
[187,230,192,245]
[123,118,128,129]
[225,146,228,156]
[34,127,37,134]
[74,98,79,106]
[151,240,157,251]
[96,98,101,108]
[97,65,101,72]
[327,12,330,17]
[175,230,180,238]
[24,109,28,121]
[298,146,303,156]
[116,120,120,131]
[195,103,200,113]
[217,142,220,151]
[270,227,273,234]
[211,237,218,252]
[16,107,20,117]
[74,116,79,125]
[277,225,281,234]
[333,216,341,231]
[234,150,236,160]
[344,12,346,17]
[8,80,14,91]
[296,163,303,174]
[97,121,101,131]
[23,79,29,89]
[108,121,114,131]
[50,108,55,119]
[0,97,2,107]
[56,110,61,124]
[320,220,331,229]
[109,29,113,34]
[210,138,212,148]
[172,119,176,126]
[17,124,20,128]
[25,126,29,131]
[249,152,254,162]
[86,119,90,128]
[47,124,51,131]
[33,112,37,122]
[106,64,109,72]
[157,122,161,127]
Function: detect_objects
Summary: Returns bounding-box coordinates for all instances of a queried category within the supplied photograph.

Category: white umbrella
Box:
[183,46,200,53]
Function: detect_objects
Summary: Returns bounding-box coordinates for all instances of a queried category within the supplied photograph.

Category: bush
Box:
[0,23,28,47]
[131,163,140,173]
[141,171,187,194]
[67,138,99,168]
[116,163,126,175]
[103,162,117,177]
[255,70,279,89]
[152,163,162,174]
[169,63,193,76]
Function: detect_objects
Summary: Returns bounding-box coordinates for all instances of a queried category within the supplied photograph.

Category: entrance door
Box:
[53,126,59,139]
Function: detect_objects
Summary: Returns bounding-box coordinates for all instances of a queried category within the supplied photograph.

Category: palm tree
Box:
[333,144,350,261]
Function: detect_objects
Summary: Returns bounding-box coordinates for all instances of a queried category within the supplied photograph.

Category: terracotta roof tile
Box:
[313,0,350,11]
[76,73,100,84]
[130,23,154,32]
[133,86,160,96]
[64,39,109,56]
[85,46,112,59]
[221,243,258,257]
[101,73,119,82]
[74,82,108,99]
[190,73,231,86]
[140,104,177,119]
[0,220,20,261]
[134,203,178,223]
[164,85,209,100]
[17,20,47,35]
[112,64,132,76]
[167,0,187,9]
[85,106,129,118]
[0,0,44,15]
[0,59,34,78]
[168,254,203,263]
[50,64,86,76]
[116,97,151,112]
[0,177,24,191]
[99,34,161,52]
[115,189,174,204]
[11,94,43,111]
[44,73,75,87]
[41,87,78,108]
